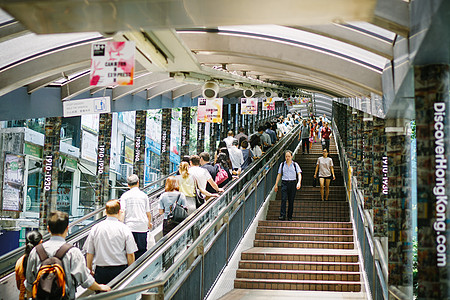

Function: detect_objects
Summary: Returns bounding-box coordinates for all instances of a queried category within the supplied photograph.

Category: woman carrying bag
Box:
[176,162,197,215]
[159,177,187,236]
[314,148,336,201]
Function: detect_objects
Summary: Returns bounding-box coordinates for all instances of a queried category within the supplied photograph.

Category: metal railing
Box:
[332,120,388,300]
[79,124,301,300]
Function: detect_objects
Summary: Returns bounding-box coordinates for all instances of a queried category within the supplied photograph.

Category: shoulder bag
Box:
[193,177,206,208]
[168,193,188,224]
[215,164,229,185]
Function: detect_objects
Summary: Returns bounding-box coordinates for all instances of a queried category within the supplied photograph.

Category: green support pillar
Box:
[160,108,171,175]
[221,103,229,139]
[385,119,412,297]
[356,110,364,184]
[415,64,450,299]
[363,113,373,209]
[230,104,237,135]
[95,113,112,210]
[181,107,190,157]
[373,117,387,237]
[39,117,62,232]
[134,110,146,188]
[197,122,205,153]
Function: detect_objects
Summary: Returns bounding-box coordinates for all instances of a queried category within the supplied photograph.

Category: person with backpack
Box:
[159,177,187,236]
[274,150,302,221]
[16,230,42,300]
[84,200,138,285]
[25,211,110,299]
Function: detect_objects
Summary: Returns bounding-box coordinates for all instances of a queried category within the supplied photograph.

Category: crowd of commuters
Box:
[15,113,303,298]
[298,113,332,154]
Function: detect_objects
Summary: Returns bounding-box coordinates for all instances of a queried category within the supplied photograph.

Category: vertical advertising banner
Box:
[2,153,25,211]
[263,98,275,111]
[241,98,258,115]
[90,41,135,86]
[197,98,223,123]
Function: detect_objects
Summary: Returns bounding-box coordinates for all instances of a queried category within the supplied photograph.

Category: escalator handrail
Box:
[81,124,301,299]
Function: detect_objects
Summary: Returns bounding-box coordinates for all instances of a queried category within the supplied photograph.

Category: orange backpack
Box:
[32,243,72,300]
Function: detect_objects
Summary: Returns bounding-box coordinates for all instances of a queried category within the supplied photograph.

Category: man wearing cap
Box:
[120,174,152,260]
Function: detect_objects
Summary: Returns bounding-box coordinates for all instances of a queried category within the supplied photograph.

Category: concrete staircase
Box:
[234,140,362,293]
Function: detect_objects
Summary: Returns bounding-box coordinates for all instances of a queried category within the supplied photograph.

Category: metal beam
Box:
[171,84,199,99]
[147,80,185,100]
[112,72,171,101]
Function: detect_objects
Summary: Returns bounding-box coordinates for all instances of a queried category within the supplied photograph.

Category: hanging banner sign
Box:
[90,41,135,86]
[197,98,223,123]
[241,98,258,115]
[63,97,111,117]
[263,98,275,111]
[2,153,25,211]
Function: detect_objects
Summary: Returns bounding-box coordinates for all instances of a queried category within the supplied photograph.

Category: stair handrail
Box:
[79,124,302,300]
[331,119,389,299]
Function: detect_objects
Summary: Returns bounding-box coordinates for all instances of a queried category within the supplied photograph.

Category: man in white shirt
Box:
[223,131,237,148]
[189,155,223,196]
[228,139,244,175]
[84,200,138,284]
[120,174,152,259]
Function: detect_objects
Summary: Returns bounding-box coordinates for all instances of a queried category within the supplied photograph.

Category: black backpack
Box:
[32,243,73,300]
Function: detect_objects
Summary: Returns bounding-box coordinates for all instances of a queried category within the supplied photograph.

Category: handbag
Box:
[193,177,206,208]
[168,194,188,224]
[313,176,317,187]
[215,165,229,185]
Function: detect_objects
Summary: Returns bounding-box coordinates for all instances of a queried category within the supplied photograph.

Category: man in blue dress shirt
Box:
[274,150,302,221]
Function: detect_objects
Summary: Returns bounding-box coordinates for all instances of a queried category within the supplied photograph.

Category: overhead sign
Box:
[197,98,223,123]
[63,97,111,117]
[90,41,135,86]
[241,98,258,115]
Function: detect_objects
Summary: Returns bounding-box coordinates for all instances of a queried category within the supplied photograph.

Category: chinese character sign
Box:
[241,98,258,115]
[263,98,275,111]
[197,98,223,123]
[90,41,135,86]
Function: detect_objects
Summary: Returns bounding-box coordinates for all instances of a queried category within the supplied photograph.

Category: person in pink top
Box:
[321,122,332,152]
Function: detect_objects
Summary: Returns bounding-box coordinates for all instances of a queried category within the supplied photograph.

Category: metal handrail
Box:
[80,124,301,299]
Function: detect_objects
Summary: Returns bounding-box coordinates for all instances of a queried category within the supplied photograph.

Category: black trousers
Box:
[280,180,297,219]
[322,139,330,152]
[301,138,310,154]
[132,231,147,260]
[95,265,127,284]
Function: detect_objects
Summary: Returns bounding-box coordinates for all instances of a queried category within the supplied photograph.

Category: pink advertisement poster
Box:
[241,98,258,115]
[197,98,223,123]
[90,41,135,86]
[263,98,275,111]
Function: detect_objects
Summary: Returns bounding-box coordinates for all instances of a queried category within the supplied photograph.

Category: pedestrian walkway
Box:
[226,140,366,299]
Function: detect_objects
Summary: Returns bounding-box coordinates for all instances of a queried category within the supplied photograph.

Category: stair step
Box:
[266,217,350,222]
[241,249,359,263]
[238,260,360,272]
[256,226,353,235]
[234,278,361,292]
[254,240,355,249]
[236,269,360,282]
[255,233,354,242]
[258,220,352,228]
